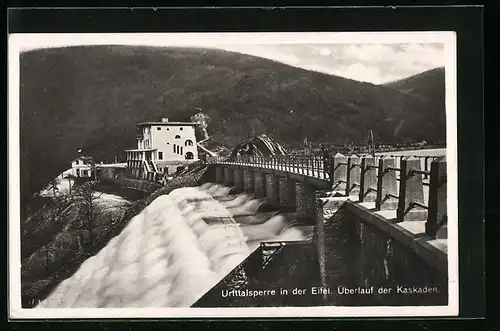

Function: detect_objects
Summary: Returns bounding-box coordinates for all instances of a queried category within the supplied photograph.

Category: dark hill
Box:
[20,46,445,201]
[383,67,446,146]
[383,67,445,102]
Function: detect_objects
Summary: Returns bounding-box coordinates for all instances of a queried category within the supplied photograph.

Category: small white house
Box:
[70,156,95,178]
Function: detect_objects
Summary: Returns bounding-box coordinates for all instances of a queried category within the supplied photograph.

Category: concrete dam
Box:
[37,153,448,308]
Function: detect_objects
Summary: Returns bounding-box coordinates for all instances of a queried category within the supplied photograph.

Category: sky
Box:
[12,33,445,84]
[216,43,444,84]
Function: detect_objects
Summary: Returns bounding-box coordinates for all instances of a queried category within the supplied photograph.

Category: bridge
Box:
[205,152,448,291]
[207,152,447,238]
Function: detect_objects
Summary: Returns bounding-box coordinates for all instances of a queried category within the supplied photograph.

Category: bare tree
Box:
[72,181,103,254]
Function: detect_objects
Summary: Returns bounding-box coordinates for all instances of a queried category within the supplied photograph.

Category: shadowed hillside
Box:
[383,67,445,102]
[20,46,445,201]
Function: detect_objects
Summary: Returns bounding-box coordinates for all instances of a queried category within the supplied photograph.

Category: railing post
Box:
[312,156,316,177]
[359,155,377,202]
[375,156,399,211]
[345,154,361,196]
[397,157,427,222]
[331,153,347,192]
[426,156,447,238]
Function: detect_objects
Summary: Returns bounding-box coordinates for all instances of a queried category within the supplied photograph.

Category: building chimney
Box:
[161,118,169,123]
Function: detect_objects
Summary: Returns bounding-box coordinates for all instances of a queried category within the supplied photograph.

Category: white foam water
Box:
[37,182,313,308]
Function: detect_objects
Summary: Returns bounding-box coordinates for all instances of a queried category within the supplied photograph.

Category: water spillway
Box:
[37,182,313,308]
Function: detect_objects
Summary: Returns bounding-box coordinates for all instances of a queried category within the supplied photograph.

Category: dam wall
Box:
[315,201,447,306]
[198,157,448,307]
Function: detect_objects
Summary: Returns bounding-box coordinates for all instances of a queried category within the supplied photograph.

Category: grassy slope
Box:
[20,46,445,200]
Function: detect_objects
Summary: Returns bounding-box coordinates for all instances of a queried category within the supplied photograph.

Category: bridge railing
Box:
[330,153,446,238]
[208,154,329,179]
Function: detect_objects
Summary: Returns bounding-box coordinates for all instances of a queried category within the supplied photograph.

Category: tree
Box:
[64,174,77,195]
[72,180,103,254]
[191,111,211,142]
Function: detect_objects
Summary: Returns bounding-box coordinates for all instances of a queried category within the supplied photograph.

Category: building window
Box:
[180,127,183,131]
[157,127,161,131]
[180,147,183,155]
[158,151,163,160]
[185,139,193,146]
[185,152,194,160]
[173,144,176,153]
[175,135,181,139]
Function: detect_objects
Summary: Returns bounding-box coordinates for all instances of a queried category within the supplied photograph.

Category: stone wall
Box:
[316,203,448,306]
[295,182,317,223]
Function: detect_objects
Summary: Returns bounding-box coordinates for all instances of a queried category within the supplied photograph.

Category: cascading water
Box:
[37,182,313,308]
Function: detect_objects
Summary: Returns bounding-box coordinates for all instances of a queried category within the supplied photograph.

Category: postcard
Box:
[8,31,458,319]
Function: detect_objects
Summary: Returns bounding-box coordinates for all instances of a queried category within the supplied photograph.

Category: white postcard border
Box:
[8,31,458,319]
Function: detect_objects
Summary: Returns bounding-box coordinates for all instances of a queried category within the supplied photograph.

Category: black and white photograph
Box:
[8,31,458,318]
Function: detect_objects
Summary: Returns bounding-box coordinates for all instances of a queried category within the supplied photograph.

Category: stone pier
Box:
[215,167,224,184]
[295,181,317,223]
[223,168,233,186]
[278,177,295,210]
[265,174,280,208]
[346,155,361,196]
[233,168,244,193]
[254,171,266,198]
[243,169,254,193]
[397,157,427,221]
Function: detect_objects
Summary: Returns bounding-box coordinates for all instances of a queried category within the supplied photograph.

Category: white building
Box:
[70,156,95,178]
[125,118,200,180]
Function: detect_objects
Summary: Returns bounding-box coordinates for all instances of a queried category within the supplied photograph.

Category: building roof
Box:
[72,156,94,163]
[137,121,200,127]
